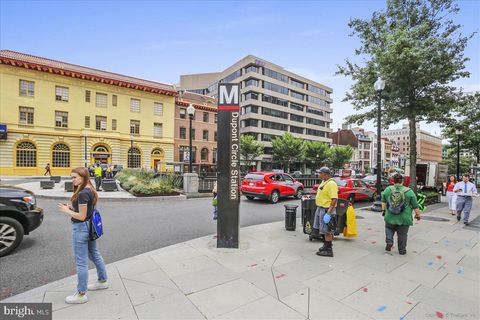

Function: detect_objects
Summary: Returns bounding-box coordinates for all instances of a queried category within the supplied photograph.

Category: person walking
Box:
[446,175,457,215]
[93,163,102,191]
[314,167,338,257]
[454,173,478,225]
[382,173,421,255]
[57,167,108,304]
[44,163,51,176]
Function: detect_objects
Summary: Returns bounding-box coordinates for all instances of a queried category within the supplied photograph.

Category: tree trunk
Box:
[409,117,417,190]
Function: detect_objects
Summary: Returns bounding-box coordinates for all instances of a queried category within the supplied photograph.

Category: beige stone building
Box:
[382,124,442,163]
[174,91,217,173]
[180,55,333,171]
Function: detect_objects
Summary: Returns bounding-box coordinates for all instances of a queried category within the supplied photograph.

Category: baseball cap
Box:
[318,167,331,174]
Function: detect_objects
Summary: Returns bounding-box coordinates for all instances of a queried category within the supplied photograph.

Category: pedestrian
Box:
[454,173,478,225]
[382,173,421,255]
[57,167,108,304]
[314,166,338,257]
[446,175,457,215]
[93,163,102,191]
[106,165,113,179]
[44,163,51,176]
[212,181,218,220]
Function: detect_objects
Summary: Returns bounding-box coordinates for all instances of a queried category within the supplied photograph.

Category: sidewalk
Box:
[4,199,479,320]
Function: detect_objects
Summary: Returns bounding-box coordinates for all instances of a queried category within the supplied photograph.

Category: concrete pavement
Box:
[3,198,479,320]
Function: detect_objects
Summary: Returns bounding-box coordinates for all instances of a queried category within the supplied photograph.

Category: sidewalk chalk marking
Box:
[457,268,464,274]
[362,287,368,292]
[371,241,377,244]
[427,261,434,267]
[275,273,286,279]
[436,255,442,260]
[436,311,444,318]
[377,305,387,312]
[248,263,258,267]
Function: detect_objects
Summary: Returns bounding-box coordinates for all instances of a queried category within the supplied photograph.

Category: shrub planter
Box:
[40,180,55,189]
[64,181,74,192]
[50,176,61,183]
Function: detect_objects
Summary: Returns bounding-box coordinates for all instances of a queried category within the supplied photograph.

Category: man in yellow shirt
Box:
[314,167,339,257]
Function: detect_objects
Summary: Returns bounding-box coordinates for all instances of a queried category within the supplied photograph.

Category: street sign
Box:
[217,83,240,248]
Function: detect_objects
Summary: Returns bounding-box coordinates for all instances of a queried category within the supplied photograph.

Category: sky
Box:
[1,0,479,138]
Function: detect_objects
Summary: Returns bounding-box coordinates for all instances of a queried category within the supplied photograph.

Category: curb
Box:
[36,194,189,201]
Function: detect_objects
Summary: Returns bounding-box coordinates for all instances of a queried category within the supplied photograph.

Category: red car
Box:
[312,177,377,204]
[241,172,304,204]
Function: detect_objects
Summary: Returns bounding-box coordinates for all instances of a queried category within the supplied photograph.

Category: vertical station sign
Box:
[217,83,241,248]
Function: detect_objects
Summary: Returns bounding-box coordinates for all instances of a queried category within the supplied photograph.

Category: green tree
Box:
[329,146,354,170]
[271,133,306,172]
[337,0,475,188]
[440,155,475,176]
[305,141,330,170]
[442,93,480,164]
[240,135,264,172]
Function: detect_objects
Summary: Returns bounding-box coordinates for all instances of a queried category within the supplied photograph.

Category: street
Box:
[0,195,372,299]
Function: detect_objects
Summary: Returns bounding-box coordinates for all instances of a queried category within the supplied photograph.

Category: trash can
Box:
[284,204,298,231]
[334,198,349,235]
[301,192,318,237]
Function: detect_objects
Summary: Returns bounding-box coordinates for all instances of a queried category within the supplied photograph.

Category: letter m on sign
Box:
[218,84,240,111]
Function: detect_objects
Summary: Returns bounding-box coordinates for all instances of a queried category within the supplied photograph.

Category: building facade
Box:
[382,124,442,163]
[174,91,217,173]
[180,55,333,170]
[0,50,176,176]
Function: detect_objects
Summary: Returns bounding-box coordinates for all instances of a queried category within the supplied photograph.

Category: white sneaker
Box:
[88,280,109,291]
[65,292,88,304]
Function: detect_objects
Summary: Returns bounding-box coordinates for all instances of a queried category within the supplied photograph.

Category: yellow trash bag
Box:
[343,205,358,238]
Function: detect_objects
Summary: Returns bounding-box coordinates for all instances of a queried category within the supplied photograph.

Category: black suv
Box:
[0,185,44,257]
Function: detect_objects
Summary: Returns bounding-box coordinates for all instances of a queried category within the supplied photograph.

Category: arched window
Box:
[151,148,164,156]
[201,148,209,161]
[93,146,109,153]
[128,147,141,168]
[16,141,36,167]
[52,143,70,167]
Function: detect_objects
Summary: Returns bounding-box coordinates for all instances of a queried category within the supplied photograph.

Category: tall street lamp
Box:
[129,133,134,167]
[374,76,386,201]
[187,103,196,173]
[456,129,462,180]
[84,131,88,168]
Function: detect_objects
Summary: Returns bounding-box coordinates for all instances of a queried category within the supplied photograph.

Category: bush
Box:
[115,169,181,196]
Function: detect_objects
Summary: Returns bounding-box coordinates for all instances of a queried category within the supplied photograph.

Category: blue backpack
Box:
[89,208,103,240]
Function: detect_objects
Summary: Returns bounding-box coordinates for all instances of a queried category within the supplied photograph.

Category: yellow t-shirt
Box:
[315,179,339,208]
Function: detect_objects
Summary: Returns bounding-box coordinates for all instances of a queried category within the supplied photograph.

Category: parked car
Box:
[290,171,303,178]
[241,172,304,204]
[362,175,390,189]
[0,185,44,257]
[312,177,377,204]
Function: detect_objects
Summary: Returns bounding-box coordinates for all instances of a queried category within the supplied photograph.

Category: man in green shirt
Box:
[381,174,421,255]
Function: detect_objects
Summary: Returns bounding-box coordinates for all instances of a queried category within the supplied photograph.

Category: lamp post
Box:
[374,77,386,200]
[84,131,88,168]
[129,133,134,168]
[456,129,462,180]
[187,103,196,173]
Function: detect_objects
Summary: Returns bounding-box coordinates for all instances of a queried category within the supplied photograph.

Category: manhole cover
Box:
[421,216,450,222]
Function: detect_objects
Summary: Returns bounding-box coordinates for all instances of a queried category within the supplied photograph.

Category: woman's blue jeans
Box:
[72,221,108,293]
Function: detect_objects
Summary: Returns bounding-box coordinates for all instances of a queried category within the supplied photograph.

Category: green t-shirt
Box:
[381,185,419,226]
